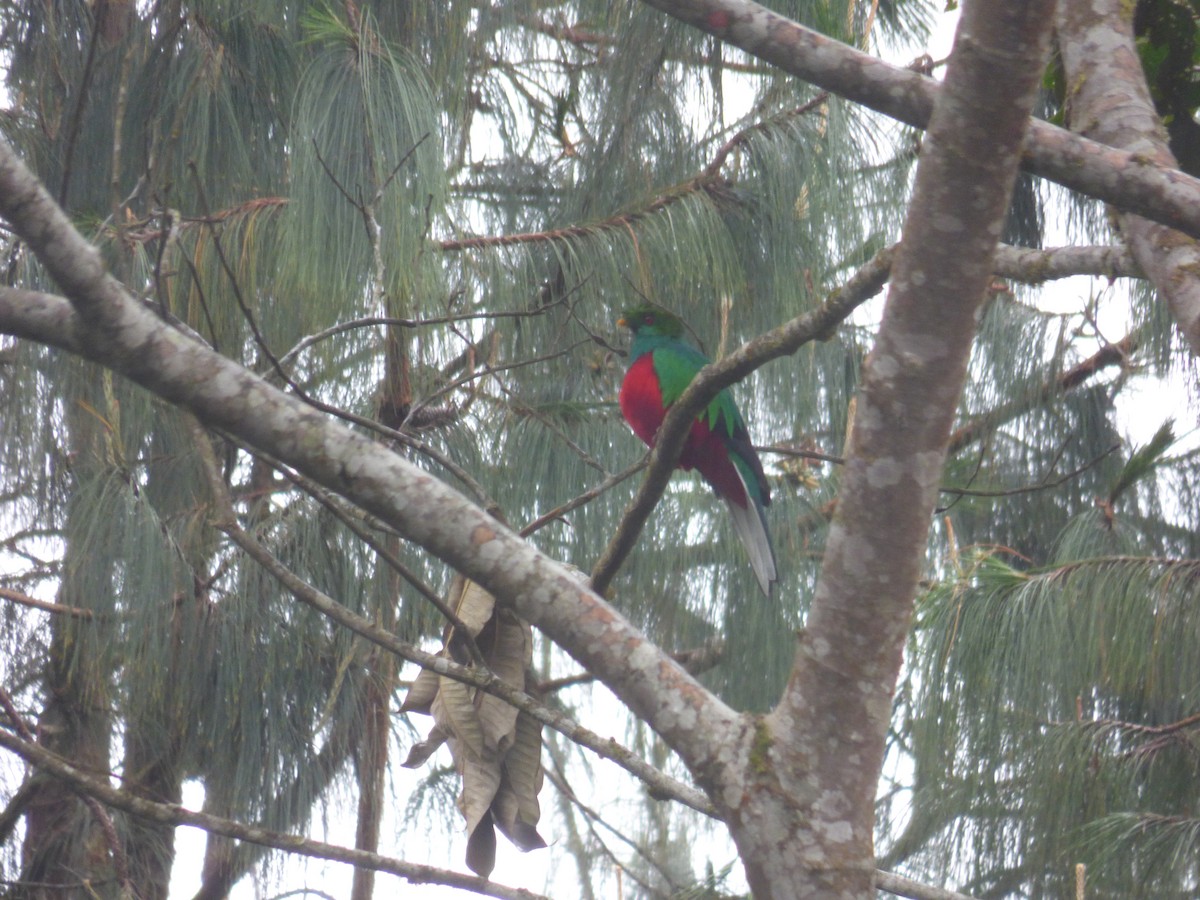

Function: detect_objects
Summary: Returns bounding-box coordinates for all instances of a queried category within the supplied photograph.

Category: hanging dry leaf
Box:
[474,609,530,754]
[452,578,496,636]
[398,664,439,715]
[400,576,547,878]
[400,723,446,768]
[465,810,497,878]
[493,709,547,852]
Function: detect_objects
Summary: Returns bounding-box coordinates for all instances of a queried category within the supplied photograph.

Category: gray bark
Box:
[1056,0,1200,355]
[638,0,1200,247]
[725,1,1053,895]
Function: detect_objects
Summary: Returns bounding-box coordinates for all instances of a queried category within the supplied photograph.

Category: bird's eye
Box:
[643,314,654,325]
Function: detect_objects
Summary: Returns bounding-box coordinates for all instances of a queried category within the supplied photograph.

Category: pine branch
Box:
[937,443,1120,504]
[438,92,829,253]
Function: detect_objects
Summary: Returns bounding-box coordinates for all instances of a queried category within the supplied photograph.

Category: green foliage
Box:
[899,462,1200,896]
[0,0,1196,896]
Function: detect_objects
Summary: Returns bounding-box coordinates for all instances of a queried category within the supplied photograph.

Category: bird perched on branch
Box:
[617,302,777,596]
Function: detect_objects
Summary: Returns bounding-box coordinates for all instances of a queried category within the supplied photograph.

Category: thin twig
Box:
[537,640,725,693]
[947,332,1139,455]
[187,162,291,383]
[520,461,646,538]
[274,303,569,371]
[936,443,1120,505]
[0,686,34,741]
[56,2,104,207]
[404,338,591,432]
[544,746,673,898]
[277,462,490,668]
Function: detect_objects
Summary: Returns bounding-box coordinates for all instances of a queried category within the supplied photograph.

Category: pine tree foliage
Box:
[892,427,1200,898]
[0,0,1197,897]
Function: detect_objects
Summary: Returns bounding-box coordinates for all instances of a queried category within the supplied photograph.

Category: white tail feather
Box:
[724,468,777,597]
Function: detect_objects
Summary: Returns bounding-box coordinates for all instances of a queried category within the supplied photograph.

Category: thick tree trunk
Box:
[19,393,116,897]
[19,671,113,898]
[122,732,183,900]
[699,2,1055,896]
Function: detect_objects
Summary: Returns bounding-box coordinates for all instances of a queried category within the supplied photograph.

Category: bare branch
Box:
[520,460,646,538]
[993,243,1139,282]
[0,729,548,900]
[0,586,94,620]
[1056,0,1200,355]
[875,871,982,900]
[639,0,1200,243]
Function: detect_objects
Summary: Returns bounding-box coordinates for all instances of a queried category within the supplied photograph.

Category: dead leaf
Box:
[400,579,547,877]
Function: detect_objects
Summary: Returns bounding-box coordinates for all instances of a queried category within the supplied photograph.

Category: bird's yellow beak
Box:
[617,317,628,328]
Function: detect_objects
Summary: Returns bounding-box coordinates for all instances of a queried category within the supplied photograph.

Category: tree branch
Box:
[1056,0,1200,355]
[748,2,1053,894]
[947,332,1138,456]
[874,871,982,900]
[0,586,94,620]
[590,245,894,594]
[993,243,1138,282]
[638,0,1200,244]
[0,729,547,900]
[188,433,717,818]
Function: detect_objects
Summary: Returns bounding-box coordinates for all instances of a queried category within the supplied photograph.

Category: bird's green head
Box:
[617,303,685,339]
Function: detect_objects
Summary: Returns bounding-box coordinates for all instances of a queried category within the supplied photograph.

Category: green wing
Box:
[651,343,746,439]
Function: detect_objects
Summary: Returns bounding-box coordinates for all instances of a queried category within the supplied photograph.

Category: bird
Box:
[617,302,777,596]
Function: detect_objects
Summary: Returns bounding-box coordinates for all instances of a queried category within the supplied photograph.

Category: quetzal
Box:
[617,303,777,596]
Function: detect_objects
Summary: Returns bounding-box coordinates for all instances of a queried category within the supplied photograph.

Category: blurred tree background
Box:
[0,0,1197,897]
